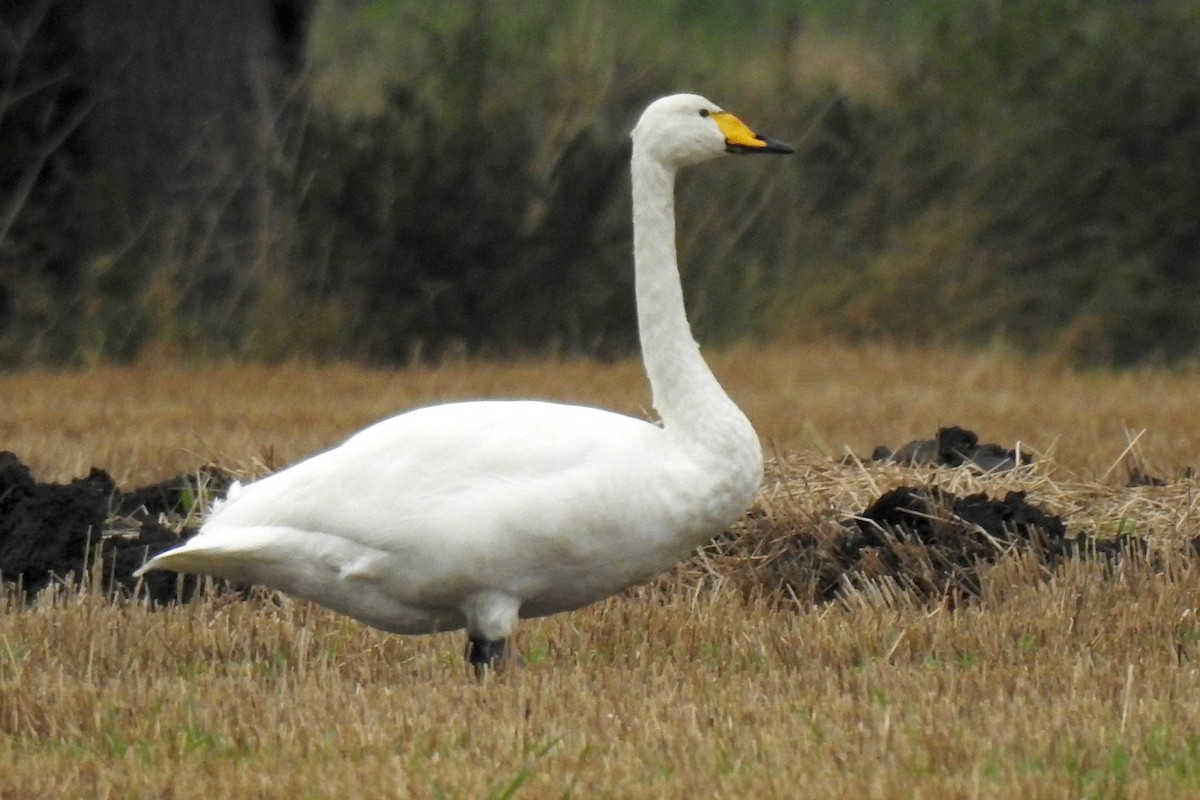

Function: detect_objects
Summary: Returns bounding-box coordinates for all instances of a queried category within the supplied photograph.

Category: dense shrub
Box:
[811,0,1200,363]
[5,0,1200,366]
[292,86,637,361]
[0,0,92,364]
[286,0,814,362]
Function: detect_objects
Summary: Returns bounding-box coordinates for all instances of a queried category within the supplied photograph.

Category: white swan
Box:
[136,93,793,673]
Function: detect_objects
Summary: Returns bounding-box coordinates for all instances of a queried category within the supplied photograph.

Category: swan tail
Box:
[133,526,282,580]
[134,545,221,578]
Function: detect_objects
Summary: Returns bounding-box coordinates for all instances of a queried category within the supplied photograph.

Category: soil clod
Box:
[723,482,1145,606]
[0,452,231,603]
[851,426,1032,472]
[836,485,1143,600]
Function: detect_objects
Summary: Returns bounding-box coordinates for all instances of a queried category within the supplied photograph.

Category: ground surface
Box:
[2,342,1200,798]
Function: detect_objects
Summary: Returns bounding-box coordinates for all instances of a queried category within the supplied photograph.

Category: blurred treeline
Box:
[3,0,1199,367]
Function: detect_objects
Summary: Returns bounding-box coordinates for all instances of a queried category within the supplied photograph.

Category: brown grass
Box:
[3,342,1200,797]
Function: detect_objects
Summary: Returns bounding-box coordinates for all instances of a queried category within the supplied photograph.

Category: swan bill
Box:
[712,111,794,155]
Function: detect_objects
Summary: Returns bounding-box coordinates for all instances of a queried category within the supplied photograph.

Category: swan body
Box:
[136,93,793,672]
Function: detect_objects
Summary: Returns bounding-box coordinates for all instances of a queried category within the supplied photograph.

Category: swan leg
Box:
[460,591,520,678]
[464,635,507,678]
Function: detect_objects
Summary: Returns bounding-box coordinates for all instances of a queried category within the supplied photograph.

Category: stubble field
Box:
[3,342,1200,798]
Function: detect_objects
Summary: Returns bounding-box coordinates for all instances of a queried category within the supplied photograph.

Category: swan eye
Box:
[699,109,710,118]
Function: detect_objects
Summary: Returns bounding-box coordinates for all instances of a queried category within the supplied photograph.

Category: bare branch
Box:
[0,0,56,125]
[0,89,92,246]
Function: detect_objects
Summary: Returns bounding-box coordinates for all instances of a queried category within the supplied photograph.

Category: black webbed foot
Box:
[464,635,507,679]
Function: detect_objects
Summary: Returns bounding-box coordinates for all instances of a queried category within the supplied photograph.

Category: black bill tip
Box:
[726,135,794,155]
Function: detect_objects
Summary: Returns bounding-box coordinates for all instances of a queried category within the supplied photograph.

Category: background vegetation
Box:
[3,0,1200,366]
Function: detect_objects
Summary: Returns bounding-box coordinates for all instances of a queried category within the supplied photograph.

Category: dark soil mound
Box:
[842,486,1131,595]
[735,485,1140,605]
[0,451,231,604]
[853,426,1032,472]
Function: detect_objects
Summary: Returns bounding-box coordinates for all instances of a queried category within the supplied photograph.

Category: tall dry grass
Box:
[3,341,1200,797]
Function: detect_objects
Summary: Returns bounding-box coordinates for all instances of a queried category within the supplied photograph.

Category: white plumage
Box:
[136,93,793,672]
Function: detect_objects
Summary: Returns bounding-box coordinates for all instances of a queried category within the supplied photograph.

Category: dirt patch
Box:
[0,451,230,603]
[837,486,1132,597]
[1125,465,1197,487]
[850,425,1032,472]
[858,425,1192,487]
[719,484,1153,606]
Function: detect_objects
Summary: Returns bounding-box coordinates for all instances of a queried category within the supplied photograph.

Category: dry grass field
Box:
[3,342,1200,798]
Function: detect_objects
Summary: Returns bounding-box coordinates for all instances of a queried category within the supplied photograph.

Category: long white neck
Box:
[631,147,760,466]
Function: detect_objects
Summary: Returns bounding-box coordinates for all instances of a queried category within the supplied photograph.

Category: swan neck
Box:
[630,149,742,436]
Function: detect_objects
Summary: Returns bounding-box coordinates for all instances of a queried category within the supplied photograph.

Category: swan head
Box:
[631,93,794,168]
